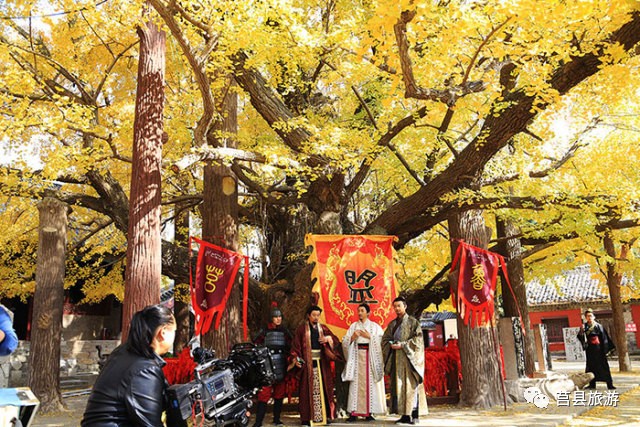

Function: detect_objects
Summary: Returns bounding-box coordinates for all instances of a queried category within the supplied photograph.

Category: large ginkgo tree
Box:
[1,0,639,410]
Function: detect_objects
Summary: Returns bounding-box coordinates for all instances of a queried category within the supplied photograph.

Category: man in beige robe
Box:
[382,297,428,425]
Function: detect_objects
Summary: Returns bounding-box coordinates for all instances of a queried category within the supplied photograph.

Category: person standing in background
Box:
[577,308,616,390]
[0,303,18,356]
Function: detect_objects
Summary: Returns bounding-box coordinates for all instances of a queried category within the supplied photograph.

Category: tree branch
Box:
[68,219,114,253]
[148,0,215,146]
[345,106,430,201]
[232,51,318,161]
[366,11,640,240]
[393,9,487,105]
[94,41,138,101]
[230,163,303,205]
[482,118,598,186]
[4,40,93,103]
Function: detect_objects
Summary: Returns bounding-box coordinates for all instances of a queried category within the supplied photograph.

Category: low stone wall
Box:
[0,339,120,387]
[0,355,10,388]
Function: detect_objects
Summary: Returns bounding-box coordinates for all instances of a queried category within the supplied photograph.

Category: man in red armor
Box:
[252,303,292,427]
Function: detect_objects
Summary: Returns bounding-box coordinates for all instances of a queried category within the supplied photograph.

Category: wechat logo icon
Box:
[524,386,550,409]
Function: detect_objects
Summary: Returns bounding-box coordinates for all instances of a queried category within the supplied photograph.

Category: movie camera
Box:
[166,343,276,427]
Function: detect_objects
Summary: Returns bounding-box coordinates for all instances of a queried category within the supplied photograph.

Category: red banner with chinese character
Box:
[189,237,248,337]
[449,241,502,328]
[306,234,400,338]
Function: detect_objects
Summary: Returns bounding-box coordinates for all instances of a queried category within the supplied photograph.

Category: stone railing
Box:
[0,339,120,387]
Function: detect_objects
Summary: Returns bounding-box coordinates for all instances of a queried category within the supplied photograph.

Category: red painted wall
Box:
[529,308,583,352]
[631,304,640,347]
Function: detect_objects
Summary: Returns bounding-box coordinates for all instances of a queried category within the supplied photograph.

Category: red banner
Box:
[189,237,248,337]
[449,241,501,328]
[306,234,399,338]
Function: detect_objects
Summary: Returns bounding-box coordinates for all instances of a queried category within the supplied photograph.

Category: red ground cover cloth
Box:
[163,347,197,385]
[423,345,461,397]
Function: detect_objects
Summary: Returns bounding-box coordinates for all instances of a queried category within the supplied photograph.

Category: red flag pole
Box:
[242,256,249,341]
[490,318,508,411]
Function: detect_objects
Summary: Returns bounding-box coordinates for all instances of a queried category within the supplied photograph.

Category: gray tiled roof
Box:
[526,265,609,306]
[420,310,456,328]
[161,288,174,302]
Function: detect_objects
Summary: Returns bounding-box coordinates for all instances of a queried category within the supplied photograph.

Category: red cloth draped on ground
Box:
[306,234,399,337]
[285,371,300,403]
[423,345,461,397]
[163,347,197,385]
[189,237,249,336]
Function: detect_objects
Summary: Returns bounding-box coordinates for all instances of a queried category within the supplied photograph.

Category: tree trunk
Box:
[122,21,166,341]
[200,79,241,358]
[262,171,346,285]
[263,204,312,284]
[449,210,503,409]
[496,218,536,377]
[29,197,68,413]
[173,203,191,354]
[603,230,631,372]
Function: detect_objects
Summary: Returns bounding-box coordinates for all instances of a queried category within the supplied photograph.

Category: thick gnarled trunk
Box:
[496,218,536,377]
[29,198,68,413]
[449,210,503,409]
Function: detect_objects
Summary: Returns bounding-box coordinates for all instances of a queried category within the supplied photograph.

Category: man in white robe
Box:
[342,303,387,422]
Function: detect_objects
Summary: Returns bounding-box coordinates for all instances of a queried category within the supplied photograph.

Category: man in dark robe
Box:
[577,308,616,390]
[291,305,340,426]
[252,303,293,427]
[382,296,428,425]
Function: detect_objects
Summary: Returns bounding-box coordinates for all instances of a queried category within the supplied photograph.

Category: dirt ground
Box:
[28,360,640,427]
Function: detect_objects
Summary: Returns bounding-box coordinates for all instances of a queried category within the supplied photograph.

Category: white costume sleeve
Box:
[368,322,385,383]
[341,322,359,382]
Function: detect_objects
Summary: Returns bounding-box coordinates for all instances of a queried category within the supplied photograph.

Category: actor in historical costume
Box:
[342,303,387,422]
[291,305,340,426]
[252,303,293,427]
[382,296,428,425]
[577,308,616,390]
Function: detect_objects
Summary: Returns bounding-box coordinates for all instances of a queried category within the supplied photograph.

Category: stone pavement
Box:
[28,359,640,427]
[560,384,640,427]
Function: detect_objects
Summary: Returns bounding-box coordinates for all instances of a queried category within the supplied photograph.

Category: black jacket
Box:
[82,345,168,427]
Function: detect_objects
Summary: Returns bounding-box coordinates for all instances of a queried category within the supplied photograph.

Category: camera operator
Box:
[251,303,292,427]
[82,304,178,427]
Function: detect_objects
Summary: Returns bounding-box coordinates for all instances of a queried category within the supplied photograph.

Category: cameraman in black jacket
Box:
[82,304,177,427]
